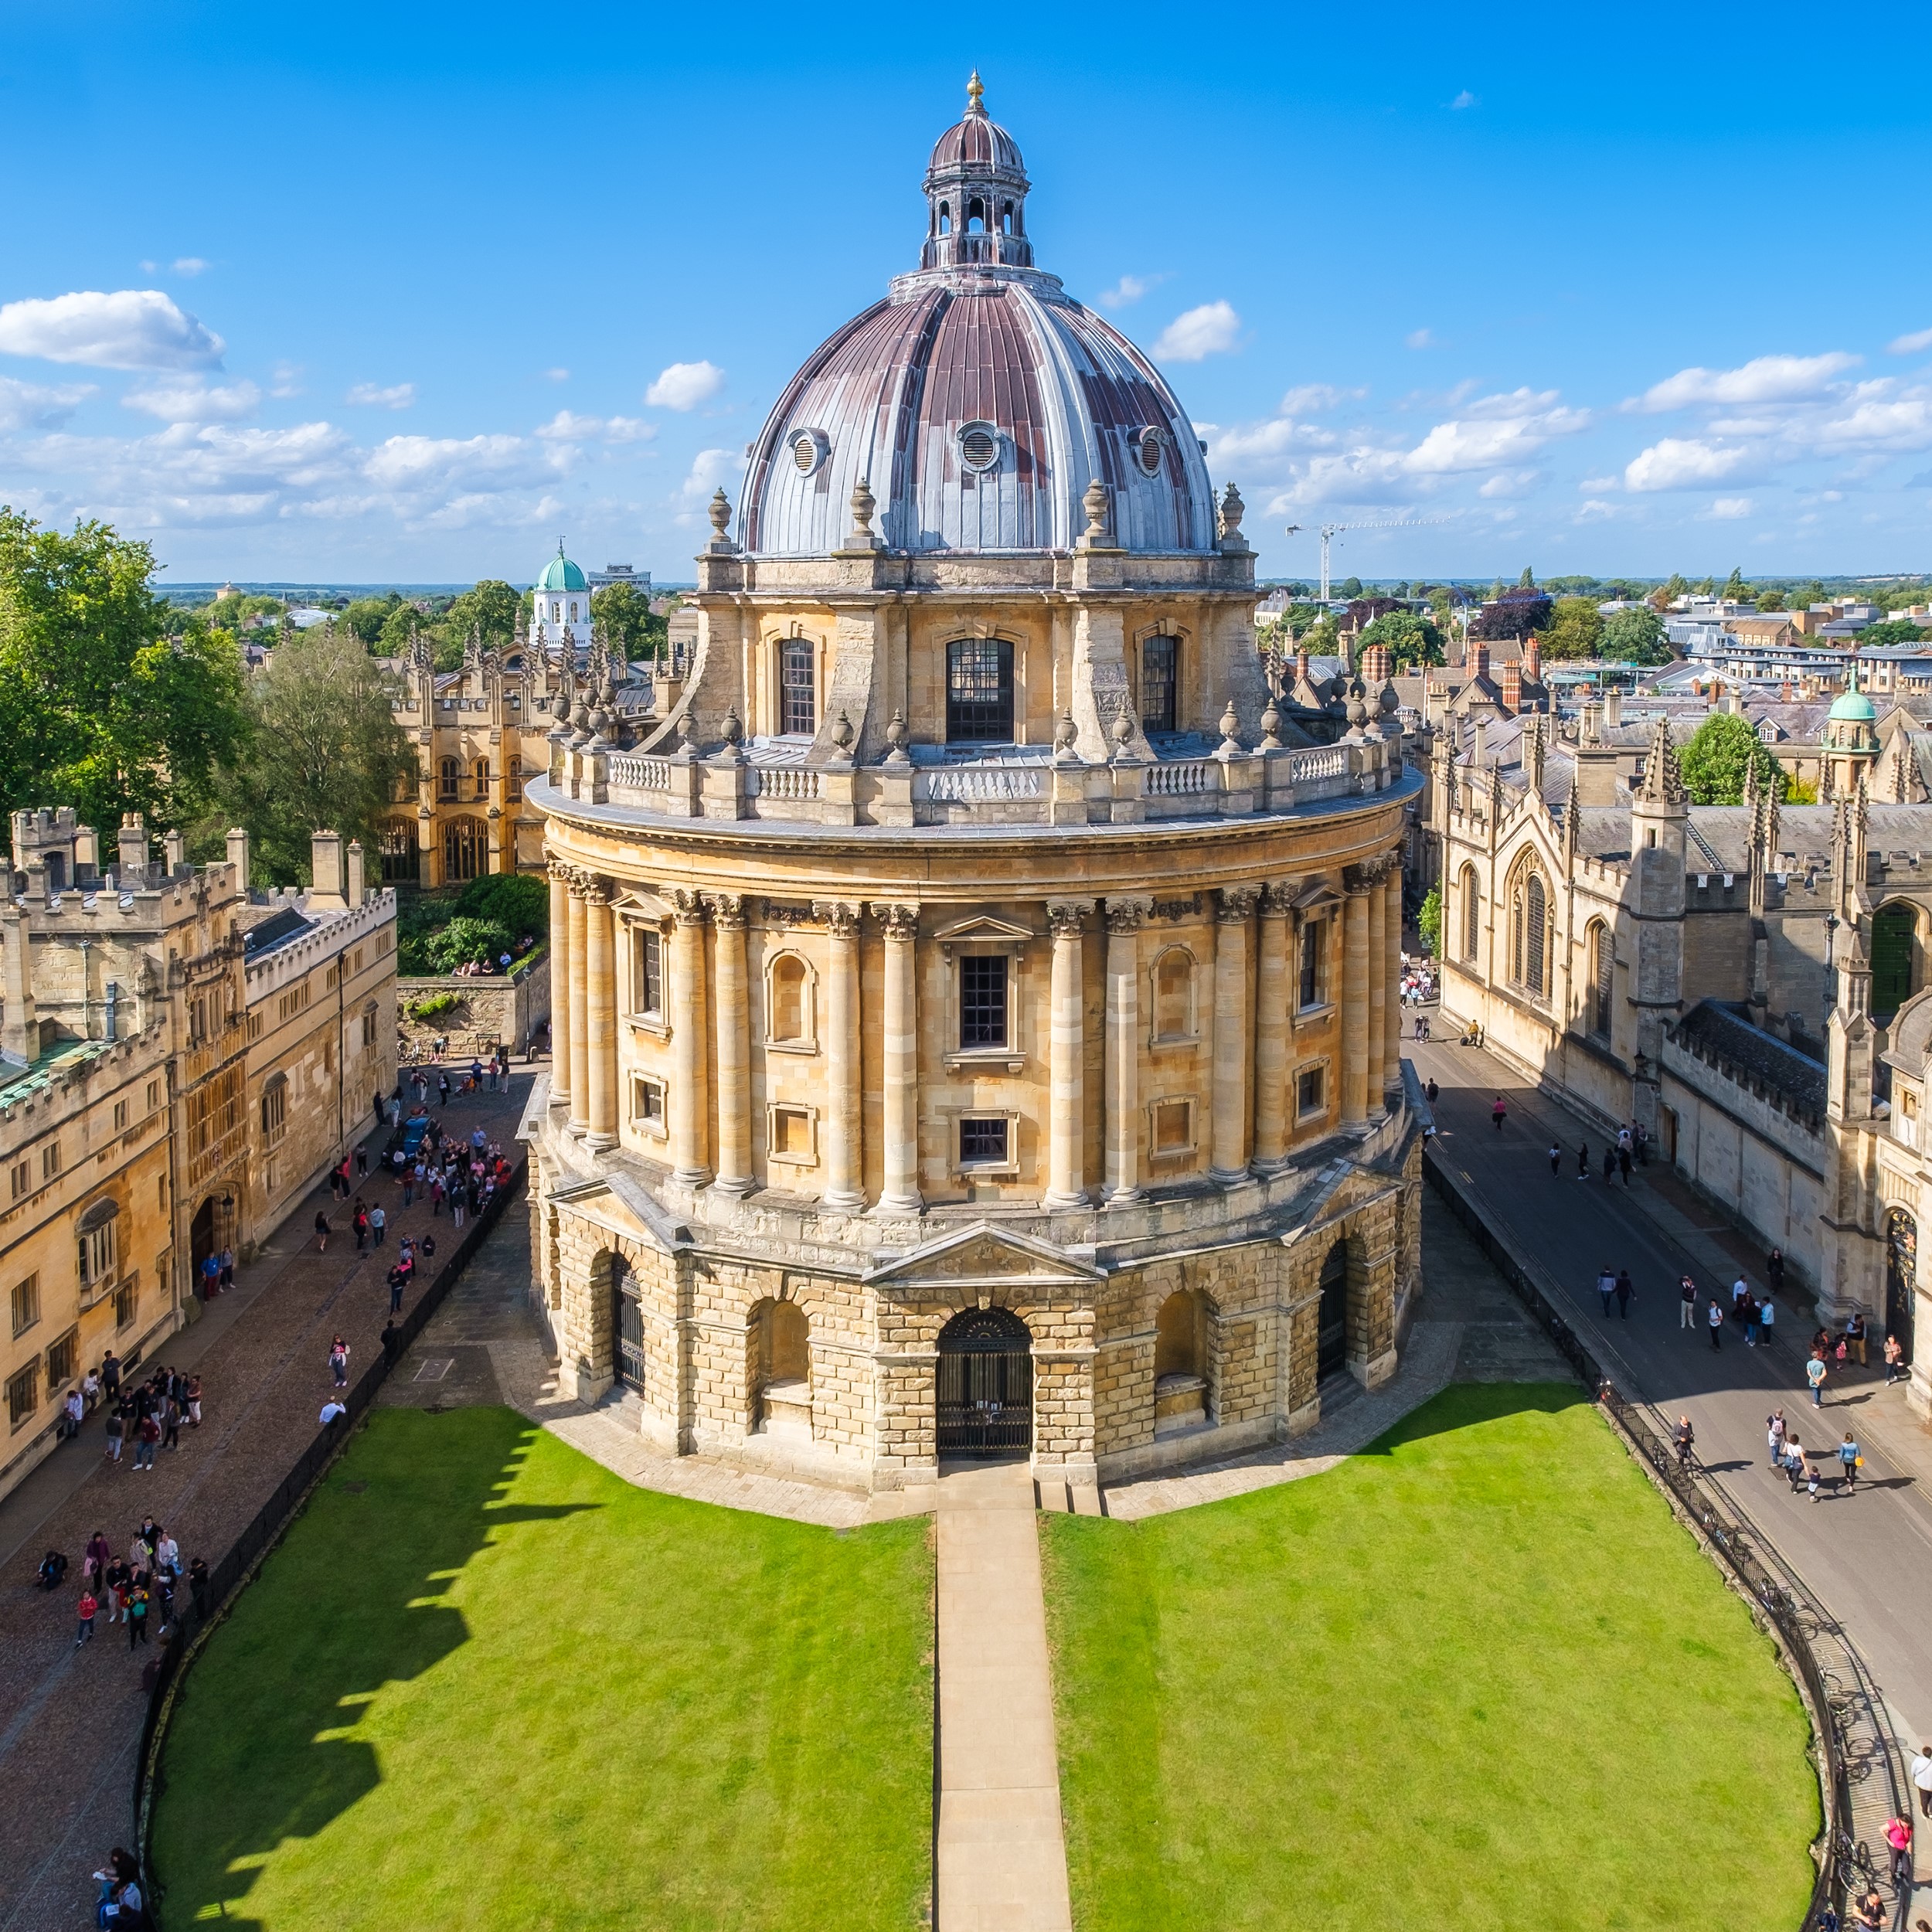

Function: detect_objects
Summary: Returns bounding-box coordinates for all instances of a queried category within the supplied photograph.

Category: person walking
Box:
[1617,1144,1632,1186]
[185,1374,202,1428]
[1492,1095,1507,1131]
[1549,1142,1563,1178]
[1839,1432,1862,1492]
[1845,1311,1868,1366]
[370,1203,386,1247]
[104,1406,124,1464]
[1744,1297,1762,1348]
[1576,1141,1590,1179]
[328,1336,350,1387]
[1908,1741,1932,1819]
[76,1586,97,1646]
[1767,1409,1787,1468]
[437,1071,451,1108]
[1614,1270,1634,1319]
[1887,1332,1906,1385]
[1784,1437,1806,1494]
[1602,1144,1617,1182]
[1767,1246,1786,1294]
[1681,1277,1699,1331]
[1759,1294,1777,1346]
[388,1264,406,1315]
[355,1141,369,1179]
[125,1577,149,1647]
[314,1209,331,1253]
[101,1348,121,1405]
[1708,1299,1725,1351]
[1884,1814,1913,1889]
[84,1529,111,1595]
[1806,1350,1828,1409]
[134,1411,160,1471]
[162,1396,181,1453]
[1597,1267,1617,1316]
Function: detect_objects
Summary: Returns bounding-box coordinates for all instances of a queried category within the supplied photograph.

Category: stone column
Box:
[1383,863,1404,1095]
[709,893,751,1193]
[1043,900,1092,1209]
[876,903,922,1214]
[1341,873,1372,1124]
[1209,887,1259,1185]
[1367,869,1387,1100]
[566,872,590,1137]
[1251,883,1292,1172]
[582,879,617,1149]
[670,892,712,1184]
[819,901,865,1210]
[1103,897,1151,1205]
[547,859,572,1115]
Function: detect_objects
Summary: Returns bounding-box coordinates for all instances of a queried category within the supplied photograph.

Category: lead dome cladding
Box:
[739,77,1217,560]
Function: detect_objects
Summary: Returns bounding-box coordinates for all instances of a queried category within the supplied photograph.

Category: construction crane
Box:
[1295,519,1449,603]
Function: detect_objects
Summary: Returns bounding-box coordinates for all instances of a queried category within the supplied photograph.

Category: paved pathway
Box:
[1410,1027,1932,1857]
[0,1070,532,1932]
[935,1461,1074,1932]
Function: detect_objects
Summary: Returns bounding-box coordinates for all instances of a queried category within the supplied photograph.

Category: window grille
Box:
[1141,636,1179,733]
[780,639,816,735]
[959,956,1009,1049]
[947,638,1013,742]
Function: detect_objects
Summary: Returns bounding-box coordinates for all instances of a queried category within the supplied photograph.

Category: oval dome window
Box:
[958,422,999,472]
[791,430,828,476]
[1135,426,1166,477]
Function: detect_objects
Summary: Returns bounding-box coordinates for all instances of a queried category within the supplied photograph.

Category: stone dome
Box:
[739,81,1216,561]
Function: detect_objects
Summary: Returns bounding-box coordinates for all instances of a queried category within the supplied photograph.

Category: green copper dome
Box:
[1828,665,1875,724]
[535,543,586,594]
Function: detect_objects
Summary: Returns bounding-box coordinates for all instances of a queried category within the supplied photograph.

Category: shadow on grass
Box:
[151,1406,597,1928]
[1347,1376,1586,1458]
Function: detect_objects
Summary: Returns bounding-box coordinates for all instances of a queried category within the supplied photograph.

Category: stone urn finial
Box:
[884,708,910,764]
[1260,695,1284,749]
[830,709,855,757]
[1217,480,1248,550]
[1218,701,1244,753]
[1080,477,1111,547]
[1108,703,1137,760]
[677,707,699,750]
[720,704,743,748]
[850,477,876,537]
[1054,709,1080,762]
[707,488,732,539]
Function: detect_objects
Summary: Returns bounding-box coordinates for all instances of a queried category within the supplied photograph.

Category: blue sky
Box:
[4,1,1931,586]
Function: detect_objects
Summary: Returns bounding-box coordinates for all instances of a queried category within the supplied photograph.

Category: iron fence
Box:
[132,1163,526,1926]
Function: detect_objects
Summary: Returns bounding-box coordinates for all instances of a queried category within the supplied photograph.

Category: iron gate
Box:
[1317,1240,1349,1381]
[936,1307,1032,1457]
[612,1258,645,1393]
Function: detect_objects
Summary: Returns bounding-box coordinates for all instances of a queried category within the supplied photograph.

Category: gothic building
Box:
[521,82,1423,1495]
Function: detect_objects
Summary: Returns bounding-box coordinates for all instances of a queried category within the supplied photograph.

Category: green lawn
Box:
[1041,1383,1818,1932]
[151,1407,934,1931]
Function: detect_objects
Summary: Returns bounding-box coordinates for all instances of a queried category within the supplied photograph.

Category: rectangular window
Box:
[10,1274,39,1338]
[45,1327,77,1390]
[41,1141,60,1182]
[780,638,816,736]
[633,929,663,1018]
[631,1076,666,1130]
[9,1160,29,1200]
[279,983,311,1022]
[1141,635,1179,733]
[113,1099,129,1131]
[261,1080,287,1145]
[946,637,1015,742]
[362,1006,379,1048]
[770,1104,813,1160]
[1298,1063,1327,1116]
[147,1080,161,1111]
[1298,921,1328,1009]
[79,1216,117,1286]
[6,1361,38,1431]
[959,1117,1009,1167]
[508,754,523,801]
[959,955,1009,1049]
[1151,1098,1192,1155]
[114,1278,137,1330]
[440,759,460,801]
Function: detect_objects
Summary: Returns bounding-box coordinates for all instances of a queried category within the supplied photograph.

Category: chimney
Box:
[345,839,366,909]
[1296,646,1311,687]
[1580,699,1602,745]
[1,906,36,1064]
[73,825,99,885]
[1468,638,1490,682]
[1604,687,1622,730]
[1522,632,1543,686]
[164,828,186,876]
[226,827,251,893]
[1500,661,1522,715]
[117,813,149,889]
[308,830,347,910]
[1471,716,1488,772]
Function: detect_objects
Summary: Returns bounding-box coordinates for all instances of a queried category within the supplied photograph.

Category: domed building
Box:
[526,80,1423,1492]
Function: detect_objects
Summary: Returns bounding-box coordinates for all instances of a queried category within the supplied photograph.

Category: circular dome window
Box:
[957,422,1000,473]
[1134,426,1167,478]
[791,429,828,476]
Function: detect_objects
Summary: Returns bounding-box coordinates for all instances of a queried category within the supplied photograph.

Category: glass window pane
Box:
[960,955,1008,1049]
[1141,636,1178,733]
[947,638,1014,742]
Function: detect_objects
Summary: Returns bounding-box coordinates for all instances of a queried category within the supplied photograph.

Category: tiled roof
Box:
[1670,999,1825,1123]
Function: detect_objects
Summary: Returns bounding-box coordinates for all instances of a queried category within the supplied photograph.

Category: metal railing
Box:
[133,1164,527,1927]
[1423,1142,1851,1931]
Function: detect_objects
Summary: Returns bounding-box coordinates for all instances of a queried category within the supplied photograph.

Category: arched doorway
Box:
[936,1306,1032,1457]
[611,1254,645,1393]
[1317,1239,1350,1381]
[1872,903,1918,1020]
[190,1196,218,1283]
[443,817,485,883]
[1886,1209,1917,1365]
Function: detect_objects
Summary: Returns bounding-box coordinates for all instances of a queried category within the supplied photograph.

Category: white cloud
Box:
[362,433,550,492]
[646,360,726,410]
[346,381,416,410]
[1202,417,1337,467]
[0,289,224,370]
[679,447,744,501]
[535,409,606,441]
[1153,301,1240,362]
[121,378,260,423]
[1574,500,1619,522]
[270,362,303,398]
[602,416,655,444]
[1405,328,1435,350]
[1808,390,1932,453]
[1623,437,1761,492]
[543,366,570,382]
[0,376,94,432]
[1403,392,1588,473]
[1278,383,1364,415]
[1631,352,1859,413]
[1097,273,1167,310]
[1477,468,1543,498]
[1450,90,1478,109]
[1580,474,1619,492]
[171,257,209,277]
[1706,496,1755,519]
[1888,328,1932,356]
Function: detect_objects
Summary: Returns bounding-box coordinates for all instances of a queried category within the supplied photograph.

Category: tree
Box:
[0,508,249,832]
[342,594,400,646]
[1357,608,1445,667]
[1517,566,1536,588]
[219,624,417,884]
[1721,566,1747,600]
[1678,713,1784,805]
[1600,606,1672,665]
[592,580,668,660]
[1755,589,1788,612]
[1298,615,1342,658]
[443,579,519,651]
[1650,573,1689,612]
[1471,590,1551,641]
[1418,883,1442,957]
[1857,618,1927,647]
[377,602,421,656]
[1539,597,1604,661]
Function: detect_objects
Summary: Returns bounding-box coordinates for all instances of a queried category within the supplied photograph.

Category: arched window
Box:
[1000,201,1014,235]
[1151,947,1194,1040]
[473,757,490,798]
[767,953,811,1043]
[967,196,985,232]
[1140,635,1179,733]
[937,200,951,235]
[1509,863,1548,998]
[947,637,1014,742]
[780,638,816,736]
[260,1073,288,1146]
[379,819,419,883]
[1461,864,1480,962]
[507,754,522,801]
[1589,920,1613,1036]
[1872,901,1919,1021]
[443,818,484,883]
[77,1198,120,1287]
[1154,1290,1201,1381]
[438,757,460,802]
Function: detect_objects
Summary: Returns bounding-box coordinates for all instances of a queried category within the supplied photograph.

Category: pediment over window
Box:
[932,913,1036,947]
[864,1220,1103,1287]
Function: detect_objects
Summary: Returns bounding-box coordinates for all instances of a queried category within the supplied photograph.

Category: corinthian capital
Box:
[706,892,747,930]
[1046,899,1093,940]
[1104,895,1153,934]
[669,888,709,927]
[1217,886,1260,923]
[815,899,862,938]
[873,902,920,941]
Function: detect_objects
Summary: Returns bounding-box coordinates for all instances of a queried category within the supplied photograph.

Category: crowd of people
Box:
[46,1357,206,1475]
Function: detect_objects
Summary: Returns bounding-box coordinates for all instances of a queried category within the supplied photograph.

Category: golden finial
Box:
[967,70,985,111]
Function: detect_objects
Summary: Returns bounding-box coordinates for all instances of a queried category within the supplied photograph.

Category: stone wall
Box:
[398,949,550,1060]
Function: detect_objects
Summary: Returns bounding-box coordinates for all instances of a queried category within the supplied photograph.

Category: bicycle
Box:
[1829,1823,1875,1890]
